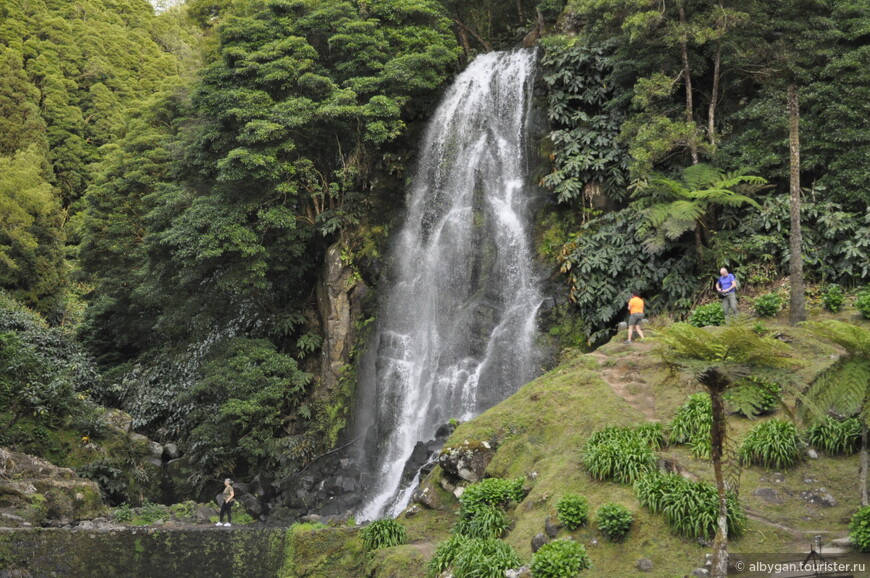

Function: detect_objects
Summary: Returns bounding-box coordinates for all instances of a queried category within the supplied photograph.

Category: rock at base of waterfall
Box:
[437,440,496,483]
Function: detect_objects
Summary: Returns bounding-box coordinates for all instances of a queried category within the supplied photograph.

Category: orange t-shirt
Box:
[628,296,644,314]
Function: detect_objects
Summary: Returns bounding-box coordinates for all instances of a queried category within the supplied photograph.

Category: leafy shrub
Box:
[739,420,801,469]
[857,288,870,319]
[113,503,133,523]
[753,293,783,317]
[821,284,845,312]
[805,417,861,456]
[451,537,523,578]
[555,494,589,530]
[688,303,725,327]
[669,393,713,459]
[530,539,591,577]
[582,427,657,484]
[725,377,781,417]
[361,518,407,550]
[459,477,526,517]
[596,503,633,541]
[138,501,168,524]
[454,504,510,539]
[634,472,746,539]
[849,506,870,553]
[76,459,129,505]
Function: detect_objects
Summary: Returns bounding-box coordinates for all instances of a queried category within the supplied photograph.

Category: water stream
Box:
[356,49,544,520]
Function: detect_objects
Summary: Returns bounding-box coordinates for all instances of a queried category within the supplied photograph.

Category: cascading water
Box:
[356,49,544,520]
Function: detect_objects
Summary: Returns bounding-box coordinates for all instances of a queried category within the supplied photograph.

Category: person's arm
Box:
[715,280,722,292]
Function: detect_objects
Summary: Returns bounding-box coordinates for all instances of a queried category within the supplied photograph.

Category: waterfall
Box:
[356,49,544,520]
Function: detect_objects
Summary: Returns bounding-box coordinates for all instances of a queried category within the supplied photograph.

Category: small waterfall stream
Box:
[356,49,544,520]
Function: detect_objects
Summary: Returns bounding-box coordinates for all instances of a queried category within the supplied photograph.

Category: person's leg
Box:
[635,318,645,339]
[226,502,232,525]
[727,292,738,317]
[626,323,634,342]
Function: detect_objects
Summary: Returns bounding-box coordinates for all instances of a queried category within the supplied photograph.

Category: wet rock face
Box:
[317,242,368,393]
[437,440,496,483]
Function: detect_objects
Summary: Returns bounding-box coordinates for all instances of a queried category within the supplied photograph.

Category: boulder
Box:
[438,440,496,483]
[636,558,654,572]
[531,533,547,553]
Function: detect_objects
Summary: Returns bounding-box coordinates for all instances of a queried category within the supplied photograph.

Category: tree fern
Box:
[631,163,765,256]
[801,320,870,504]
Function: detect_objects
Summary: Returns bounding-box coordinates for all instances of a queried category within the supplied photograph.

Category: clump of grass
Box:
[453,504,510,539]
[669,393,712,459]
[804,417,861,456]
[582,426,657,484]
[739,419,802,469]
[634,472,746,540]
[428,536,522,578]
[360,518,407,551]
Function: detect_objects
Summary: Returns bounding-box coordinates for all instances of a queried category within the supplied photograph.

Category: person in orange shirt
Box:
[626,291,645,344]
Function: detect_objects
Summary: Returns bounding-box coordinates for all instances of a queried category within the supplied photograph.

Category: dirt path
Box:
[589,341,659,421]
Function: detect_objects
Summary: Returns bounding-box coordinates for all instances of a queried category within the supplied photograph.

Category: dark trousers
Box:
[219,501,232,523]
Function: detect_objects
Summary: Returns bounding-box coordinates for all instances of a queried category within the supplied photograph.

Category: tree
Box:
[787,83,805,323]
[659,322,790,577]
[0,146,65,319]
[801,320,870,505]
[631,163,765,261]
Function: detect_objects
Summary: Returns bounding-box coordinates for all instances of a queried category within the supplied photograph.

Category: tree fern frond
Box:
[803,320,870,357]
[682,163,723,190]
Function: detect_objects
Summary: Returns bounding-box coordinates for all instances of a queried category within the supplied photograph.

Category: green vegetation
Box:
[529,539,591,577]
[739,420,802,470]
[724,377,782,418]
[595,503,633,542]
[849,506,870,553]
[669,393,713,459]
[821,285,846,313]
[581,426,657,484]
[429,535,523,578]
[554,494,589,530]
[361,519,408,551]
[753,293,784,318]
[805,417,861,456]
[858,289,870,320]
[800,320,870,504]
[688,303,725,328]
[634,472,746,540]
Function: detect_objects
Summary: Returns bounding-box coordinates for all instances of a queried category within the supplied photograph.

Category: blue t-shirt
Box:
[718,273,736,292]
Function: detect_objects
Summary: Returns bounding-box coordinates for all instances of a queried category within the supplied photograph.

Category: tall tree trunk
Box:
[787,83,806,324]
[708,41,721,148]
[862,419,869,506]
[701,367,730,578]
[679,6,699,165]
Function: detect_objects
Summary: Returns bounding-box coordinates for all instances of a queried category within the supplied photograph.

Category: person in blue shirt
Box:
[716,267,738,318]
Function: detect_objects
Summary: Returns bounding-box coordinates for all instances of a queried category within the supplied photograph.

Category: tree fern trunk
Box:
[787,83,806,324]
[862,419,868,507]
[702,367,730,577]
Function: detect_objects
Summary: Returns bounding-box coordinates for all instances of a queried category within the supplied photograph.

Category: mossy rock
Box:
[281,524,365,577]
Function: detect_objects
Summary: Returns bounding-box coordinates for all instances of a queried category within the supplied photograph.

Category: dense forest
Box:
[1,0,869,507]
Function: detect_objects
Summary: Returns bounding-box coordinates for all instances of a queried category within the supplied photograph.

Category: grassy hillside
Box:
[367,308,869,577]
